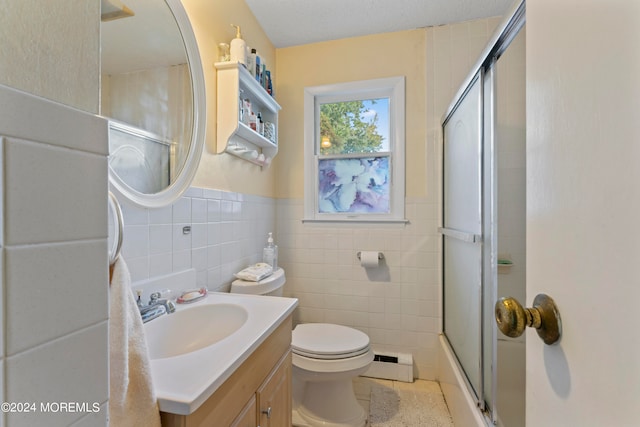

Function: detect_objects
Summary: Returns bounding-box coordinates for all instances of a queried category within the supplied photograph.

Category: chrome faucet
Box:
[139,291,176,323]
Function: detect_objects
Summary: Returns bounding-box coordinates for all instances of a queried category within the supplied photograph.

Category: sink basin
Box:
[144,303,248,360]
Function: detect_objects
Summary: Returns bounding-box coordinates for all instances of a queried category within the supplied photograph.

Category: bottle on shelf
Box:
[254,52,261,83]
[248,48,257,78]
[257,112,264,135]
[230,24,247,66]
[249,112,257,131]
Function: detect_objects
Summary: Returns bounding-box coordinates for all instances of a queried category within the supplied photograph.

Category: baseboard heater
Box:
[362,351,414,383]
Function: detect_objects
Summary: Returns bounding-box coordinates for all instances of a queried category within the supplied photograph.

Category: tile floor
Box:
[354,377,454,427]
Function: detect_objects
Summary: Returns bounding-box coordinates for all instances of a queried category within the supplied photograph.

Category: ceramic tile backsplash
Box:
[276,197,440,379]
[118,187,276,290]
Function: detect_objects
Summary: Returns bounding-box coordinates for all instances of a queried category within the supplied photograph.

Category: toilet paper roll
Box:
[360,251,380,268]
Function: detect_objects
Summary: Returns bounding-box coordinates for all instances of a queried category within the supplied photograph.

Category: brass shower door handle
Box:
[495,294,562,345]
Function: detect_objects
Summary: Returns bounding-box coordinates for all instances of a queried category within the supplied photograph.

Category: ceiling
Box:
[244,0,515,48]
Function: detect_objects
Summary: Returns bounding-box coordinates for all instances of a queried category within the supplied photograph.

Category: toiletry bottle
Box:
[263,232,278,270]
[257,112,264,135]
[248,49,257,78]
[249,112,257,131]
[266,70,273,96]
[254,52,261,82]
[230,24,247,66]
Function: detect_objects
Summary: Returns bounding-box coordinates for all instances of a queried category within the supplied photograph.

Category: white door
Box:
[527,1,640,425]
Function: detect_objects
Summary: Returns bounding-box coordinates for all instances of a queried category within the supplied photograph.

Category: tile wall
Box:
[276,198,440,379]
[117,188,277,290]
[119,189,441,379]
[0,86,108,427]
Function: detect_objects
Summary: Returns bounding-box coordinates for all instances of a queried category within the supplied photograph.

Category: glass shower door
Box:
[442,73,484,404]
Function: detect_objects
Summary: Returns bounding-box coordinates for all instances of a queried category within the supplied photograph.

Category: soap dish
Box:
[177,287,208,304]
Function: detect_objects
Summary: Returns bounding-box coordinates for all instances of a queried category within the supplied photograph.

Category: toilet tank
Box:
[230,268,285,296]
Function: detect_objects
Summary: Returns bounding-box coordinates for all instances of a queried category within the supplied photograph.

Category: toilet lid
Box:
[292,323,370,360]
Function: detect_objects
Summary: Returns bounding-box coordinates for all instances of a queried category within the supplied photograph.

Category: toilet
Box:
[231,268,374,427]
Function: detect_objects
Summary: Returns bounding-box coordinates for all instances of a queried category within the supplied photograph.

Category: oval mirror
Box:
[101,0,205,208]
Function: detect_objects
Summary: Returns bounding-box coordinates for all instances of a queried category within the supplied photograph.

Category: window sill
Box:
[302,218,409,225]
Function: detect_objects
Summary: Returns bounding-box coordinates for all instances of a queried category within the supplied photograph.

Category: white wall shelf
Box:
[215,62,281,167]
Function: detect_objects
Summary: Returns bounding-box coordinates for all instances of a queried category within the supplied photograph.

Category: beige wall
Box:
[0,0,100,113]
[182,0,278,197]
[275,29,427,199]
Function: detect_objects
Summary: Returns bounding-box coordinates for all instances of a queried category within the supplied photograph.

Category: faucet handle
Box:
[165,299,176,313]
[136,290,144,308]
[149,289,175,303]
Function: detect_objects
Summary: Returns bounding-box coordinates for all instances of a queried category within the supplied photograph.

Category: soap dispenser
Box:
[263,232,278,270]
[230,24,247,66]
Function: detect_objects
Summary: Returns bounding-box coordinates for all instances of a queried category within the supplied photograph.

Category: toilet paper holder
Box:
[356,251,384,261]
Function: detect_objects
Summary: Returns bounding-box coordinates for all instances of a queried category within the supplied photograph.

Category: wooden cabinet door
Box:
[230,395,257,427]
[257,351,291,427]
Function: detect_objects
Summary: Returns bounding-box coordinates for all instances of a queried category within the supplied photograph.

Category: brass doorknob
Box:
[495,294,562,345]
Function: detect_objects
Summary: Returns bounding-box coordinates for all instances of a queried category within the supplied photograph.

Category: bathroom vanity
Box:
[132,274,297,427]
[160,315,292,427]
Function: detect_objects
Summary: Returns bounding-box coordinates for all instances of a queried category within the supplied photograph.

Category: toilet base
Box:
[293,378,367,427]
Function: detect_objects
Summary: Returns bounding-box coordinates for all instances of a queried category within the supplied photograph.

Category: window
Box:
[303,77,406,222]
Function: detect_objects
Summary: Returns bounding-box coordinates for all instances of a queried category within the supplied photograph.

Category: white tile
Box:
[192,247,208,272]
[0,248,3,358]
[149,253,173,278]
[0,358,4,427]
[191,223,208,249]
[191,198,207,223]
[190,270,205,289]
[119,200,149,226]
[206,267,222,289]
[173,224,192,252]
[5,240,108,355]
[172,197,191,223]
[183,187,203,198]
[122,225,149,259]
[221,200,234,221]
[4,138,107,245]
[149,205,172,224]
[172,249,191,271]
[149,224,172,255]
[207,199,221,222]
[126,256,149,283]
[5,322,108,427]
[0,85,107,155]
[207,245,221,268]
[203,188,221,199]
[221,191,237,201]
[69,403,107,427]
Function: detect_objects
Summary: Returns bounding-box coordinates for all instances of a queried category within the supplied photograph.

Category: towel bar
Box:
[109,191,124,266]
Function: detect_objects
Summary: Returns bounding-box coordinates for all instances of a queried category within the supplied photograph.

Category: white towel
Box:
[109,257,161,427]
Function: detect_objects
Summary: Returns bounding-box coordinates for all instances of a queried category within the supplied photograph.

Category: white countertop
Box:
[145,292,298,415]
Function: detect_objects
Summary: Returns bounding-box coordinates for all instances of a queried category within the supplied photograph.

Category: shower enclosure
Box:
[440,1,525,426]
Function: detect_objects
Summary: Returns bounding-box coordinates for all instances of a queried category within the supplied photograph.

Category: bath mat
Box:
[369,381,454,427]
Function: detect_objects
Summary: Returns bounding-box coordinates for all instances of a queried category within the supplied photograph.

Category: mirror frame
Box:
[107,0,206,209]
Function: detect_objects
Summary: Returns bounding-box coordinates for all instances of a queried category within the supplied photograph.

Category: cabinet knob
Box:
[261,406,272,419]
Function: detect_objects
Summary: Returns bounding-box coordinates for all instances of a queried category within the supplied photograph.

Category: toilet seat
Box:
[292,323,370,360]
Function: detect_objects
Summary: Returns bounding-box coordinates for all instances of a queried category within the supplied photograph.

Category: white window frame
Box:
[303,76,406,223]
